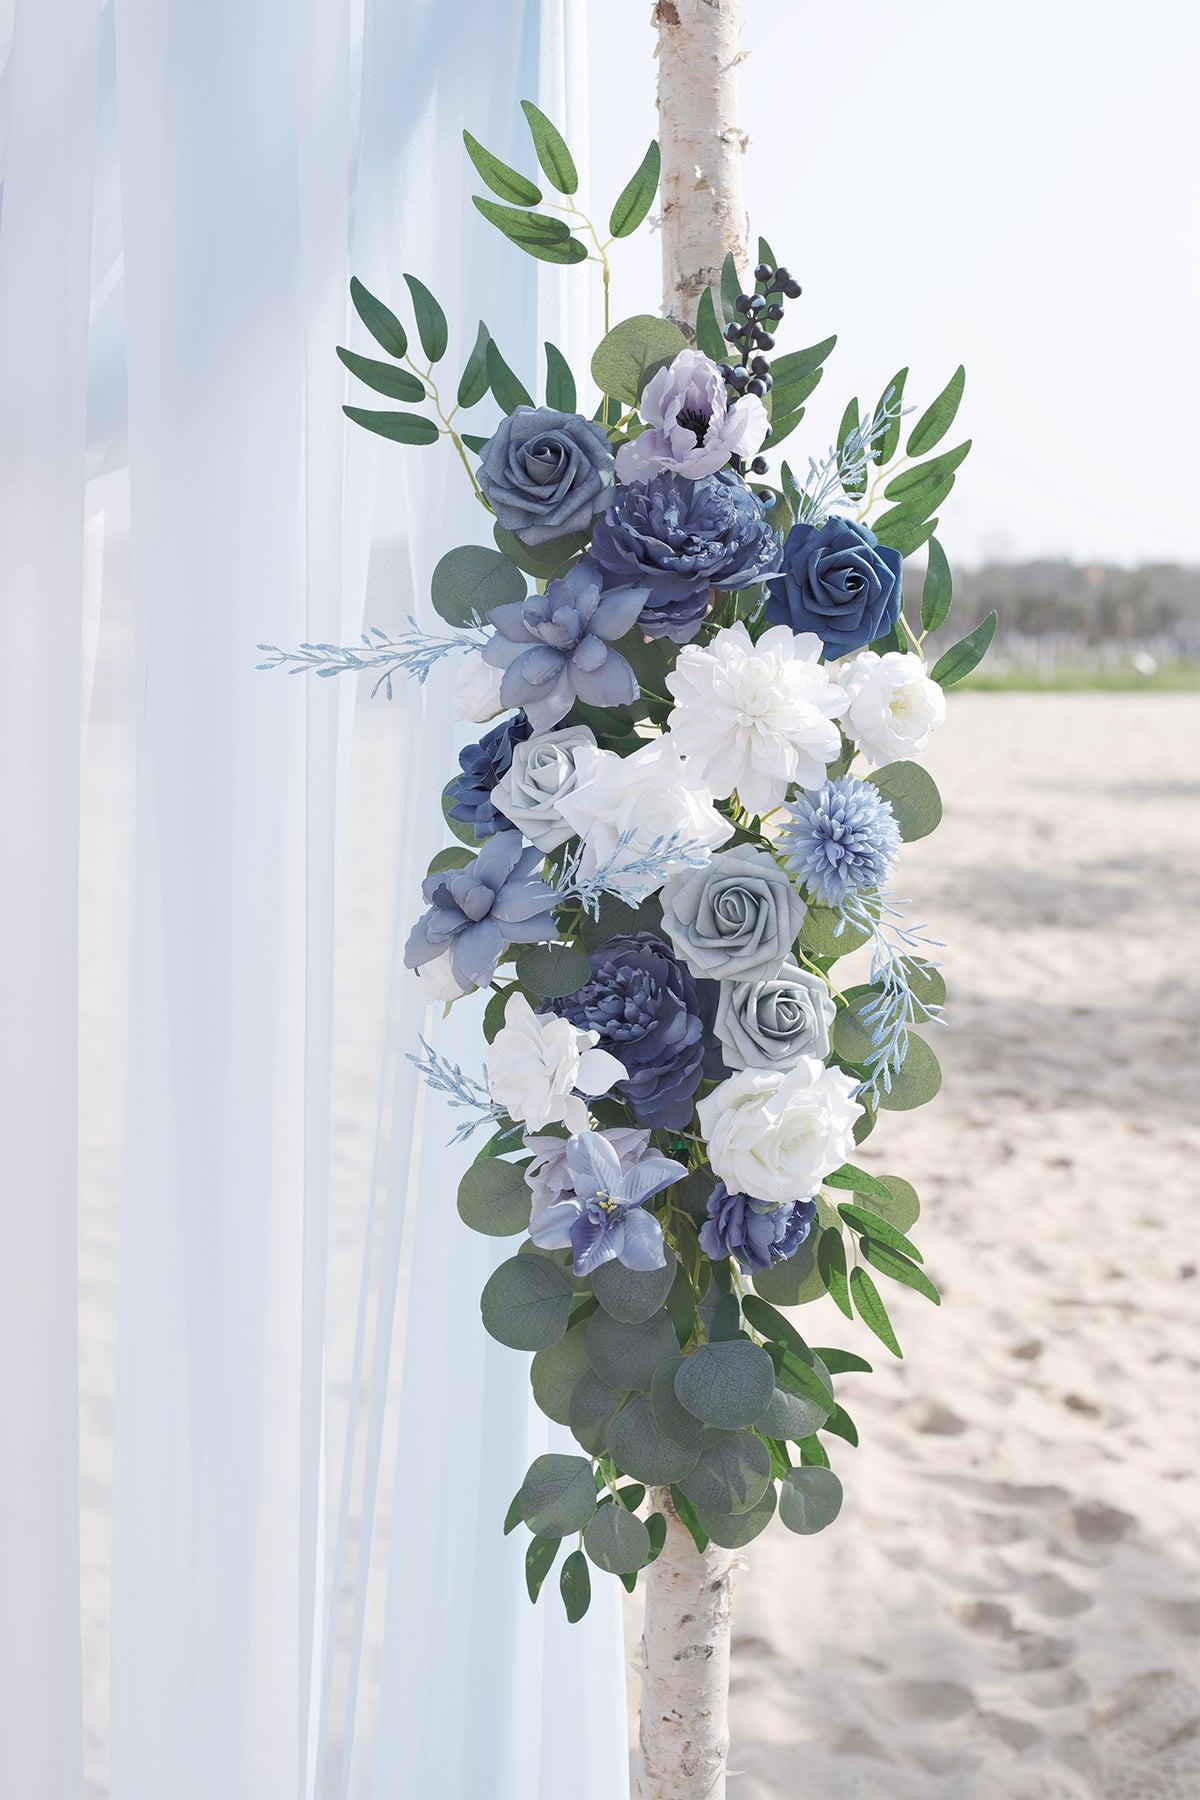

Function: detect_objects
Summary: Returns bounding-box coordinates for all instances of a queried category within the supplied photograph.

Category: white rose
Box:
[666,622,848,815]
[486,992,626,1133]
[412,951,468,1006]
[491,724,597,851]
[837,650,946,767]
[696,1060,862,1206]
[554,735,734,903]
[453,648,507,723]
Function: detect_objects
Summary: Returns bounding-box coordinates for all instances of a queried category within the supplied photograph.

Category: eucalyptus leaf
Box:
[907,364,965,458]
[678,1430,772,1517]
[697,1482,777,1548]
[520,99,578,194]
[878,1032,942,1112]
[673,1341,775,1430]
[649,1355,705,1451]
[779,1465,843,1535]
[431,544,525,627]
[869,1173,921,1232]
[526,1534,559,1601]
[609,140,660,238]
[493,523,585,580]
[930,611,998,688]
[343,407,439,446]
[403,274,448,363]
[514,942,590,1000]
[559,1548,591,1622]
[817,1227,852,1320]
[530,1321,592,1425]
[587,1309,679,1392]
[800,901,874,960]
[921,535,953,633]
[426,846,473,877]
[472,195,570,246]
[823,1162,894,1203]
[861,1238,941,1304]
[457,1157,532,1238]
[591,1256,677,1326]
[752,1232,826,1306]
[837,1203,923,1263]
[568,1369,627,1455]
[759,1383,827,1442]
[462,130,541,206]
[481,1254,573,1350]
[520,1452,598,1536]
[591,314,688,407]
[584,1500,651,1575]
[867,761,942,841]
[441,784,480,846]
[336,347,425,402]
[607,1394,700,1485]
[719,251,740,326]
[349,275,407,359]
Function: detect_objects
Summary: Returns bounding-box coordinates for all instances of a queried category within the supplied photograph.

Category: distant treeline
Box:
[925,560,1199,672]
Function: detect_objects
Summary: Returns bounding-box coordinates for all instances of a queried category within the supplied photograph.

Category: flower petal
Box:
[576,1046,628,1097]
[616,1206,667,1271]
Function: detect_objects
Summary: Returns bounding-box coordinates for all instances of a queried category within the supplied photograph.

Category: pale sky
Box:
[588,0,1200,568]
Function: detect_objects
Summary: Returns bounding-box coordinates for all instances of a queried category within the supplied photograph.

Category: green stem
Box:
[405,353,489,509]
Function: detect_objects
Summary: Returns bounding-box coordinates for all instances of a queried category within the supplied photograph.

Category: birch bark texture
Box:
[654,0,750,329]
[637,10,746,1788]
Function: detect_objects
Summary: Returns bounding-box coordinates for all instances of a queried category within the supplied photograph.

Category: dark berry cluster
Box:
[720,262,802,478]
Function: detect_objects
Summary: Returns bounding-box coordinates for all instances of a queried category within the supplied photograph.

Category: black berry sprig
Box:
[720,261,802,479]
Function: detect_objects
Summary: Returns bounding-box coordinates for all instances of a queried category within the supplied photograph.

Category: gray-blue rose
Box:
[765,516,902,654]
[478,405,615,546]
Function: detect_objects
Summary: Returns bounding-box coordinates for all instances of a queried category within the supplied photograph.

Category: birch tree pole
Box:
[638,8,748,1795]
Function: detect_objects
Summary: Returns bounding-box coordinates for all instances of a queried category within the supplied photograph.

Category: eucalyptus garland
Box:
[265,104,995,1623]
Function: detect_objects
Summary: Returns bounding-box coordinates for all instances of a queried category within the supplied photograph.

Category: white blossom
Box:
[412,952,468,1006]
[453,648,507,723]
[696,1060,862,1207]
[837,650,946,767]
[486,992,626,1134]
[555,736,733,903]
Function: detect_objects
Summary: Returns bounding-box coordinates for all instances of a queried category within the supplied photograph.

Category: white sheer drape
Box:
[0,3,629,1796]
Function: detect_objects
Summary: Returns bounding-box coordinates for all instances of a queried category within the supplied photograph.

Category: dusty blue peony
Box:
[404,834,558,990]
[698,1184,817,1273]
[481,557,647,731]
[478,406,614,546]
[445,712,531,838]
[780,776,900,906]
[589,470,781,643]
[528,1130,685,1276]
[766,516,902,654]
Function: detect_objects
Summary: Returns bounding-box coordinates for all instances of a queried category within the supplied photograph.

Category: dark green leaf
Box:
[472,195,570,245]
[592,1257,677,1326]
[645,1513,668,1562]
[568,1370,627,1455]
[349,275,407,358]
[871,367,908,463]
[669,1486,710,1553]
[867,761,943,841]
[886,439,972,499]
[485,339,535,413]
[520,99,578,194]
[543,341,576,412]
[930,611,998,688]
[617,1483,646,1512]
[492,523,584,580]
[759,1383,827,1442]
[584,1500,651,1574]
[431,543,525,627]
[426,846,473,877]
[817,1227,853,1320]
[679,1429,772,1516]
[907,365,965,457]
[822,1403,859,1447]
[812,1347,873,1375]
[514,941,590,1000]
[609,139,660,237]
[526,1534,559,1601]
[752,1232,826,1306]
[772,1349,834,1421]
[457,1156,531,1238]
[697,1483,777,1548]
[674,1341,775,1430]
[823,1162,894,1204]
[837,398,863,496]
[460,433,489,454]
[861,1238,941,1305]
[920,535,953,633]
[586,1309,679,1392]
[481,1254,573,1350]
[607,1393,700,1484]
[694,286,726,360]
[650,1355,705,1450]
[503,1489,524,1534]
[403,274,448,363]
[457,321,492,409]
[463,129,541,206]
[559,1548,591,1622]
[336,347,424,402]
[520,1452,598,1536]
[740,1294,803,1353]
[708,1293,742,1342]
[837,1203,923,1263]
[441,784,480,846]
[771,338,837,413]
[849,1266,903,1358]
[343,407,439,446]
[798,1435,830,1467]
[779,1466,843,1535]
[530,1322,591,1426]
[871,506,943,559]
[591,313,688,407]
[665,1262,698,1350]
[482,984,511,1043]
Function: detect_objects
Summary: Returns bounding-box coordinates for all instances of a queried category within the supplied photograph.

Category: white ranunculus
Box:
[491,724,596,851]
[412,951,468,1005]
[666,622,848,814]
[486,992,626,1133]
[453,648,507,723]
[554,735,734,903]
[696,1060,862,1207]
[837,650,946,767]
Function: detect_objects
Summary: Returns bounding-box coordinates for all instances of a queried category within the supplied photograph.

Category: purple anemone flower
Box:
[403,834,558,991]
[528,1130,685,1277]
[481,557,647,730]
[614,348,768,483]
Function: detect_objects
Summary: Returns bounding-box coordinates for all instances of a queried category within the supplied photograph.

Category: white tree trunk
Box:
[655,0,750,329]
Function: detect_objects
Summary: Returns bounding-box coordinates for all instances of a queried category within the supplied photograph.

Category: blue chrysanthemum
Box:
[780,776,901,907]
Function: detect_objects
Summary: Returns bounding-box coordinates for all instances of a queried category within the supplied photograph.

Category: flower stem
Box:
[405,352,489,509]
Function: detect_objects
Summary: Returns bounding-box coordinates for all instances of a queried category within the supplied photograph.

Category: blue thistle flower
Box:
[779,776,900,907]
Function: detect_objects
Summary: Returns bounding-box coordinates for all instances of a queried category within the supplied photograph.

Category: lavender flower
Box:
[481,557,647,730]
[698,1184,817,1274]
[615,348,768,483]
[404,834,558,990]
[780,777,901,907]
[528,1130,684,1277]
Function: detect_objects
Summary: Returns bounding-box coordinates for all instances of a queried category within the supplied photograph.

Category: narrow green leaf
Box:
[861,1239,942,1305]
[543,341,577,412]
[870,510,941,559]
[525,1534,559,1602]
[349,275,407,358]
[798,1435,830,1468]
[460,433,489,455]
[773,1350,834,1420]
[837,1203,924,1264]
[472,196,570,244]
[837,398,865,498]
[609,139,660,238]
[559,1548,591,1622]
[822,1403,859,1447]
[817,1228,853,1320]
[907,365,966,457]
[343,407,439,446]
[668,1486,710,1554]
[462,129,541,206]
[822,1162,894,1204]
[886,440,972,499]
[503,1490,524,1534]
[457,321,492,409]
[485,340,534,413]
[741,1294,804,1354]
[694,286,726,361]
[336,347,424,402]
[921,536,953,634]
[849,1266,903,1358]
[930,610,998,687]
[520,99,578,194]
[402,274,447,364]
[756,237,777,280]
[871,367,908,463]
[719,252,741,326]
[812,1347,873,1375]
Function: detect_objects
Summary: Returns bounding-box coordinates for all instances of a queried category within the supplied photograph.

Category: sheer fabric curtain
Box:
[0,3,629,1797]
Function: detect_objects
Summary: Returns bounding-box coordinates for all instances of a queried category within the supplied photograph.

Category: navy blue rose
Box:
[546,931,711,1130]
[698,1185,816,1273]
[765,517,902,654]
[590,470,781,643]
[445,712,532,839]
[478,406,614,546]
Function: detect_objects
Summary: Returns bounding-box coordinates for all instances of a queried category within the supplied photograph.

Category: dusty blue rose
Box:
[589,470,781,643]
[403,834,558,990]
[481,557,645,731]
[478,406,614,546]
[766,517,902,654]
[699,1185,817,1273]
[445,712,531,839]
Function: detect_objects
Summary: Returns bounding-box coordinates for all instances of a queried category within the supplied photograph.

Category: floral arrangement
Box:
[262,104,996,1623]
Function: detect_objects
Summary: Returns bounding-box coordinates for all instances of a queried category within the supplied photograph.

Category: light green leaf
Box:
[609,140,660,238]
[679,1430,772,1516]
[584,1500,651,1574]
[481,1254,573,1350]
[431,543,525,627]
[514,941,590,1000]
[586,1309,678,1393]
[861,1238,941,1304]
[752,1233,826,1306]
[457,1157,531,1238]
[349,275,407,358]
[343,407,439,446]
[520,1452,598,1536]
[871,367,908,464]
[771,338,837,415]
[930,611,998,688]
[520,99,578,194]
[403,274,448,364]
[907,365,965,457]
[837,1203,923,1263]
[719,251,741,326]
[472,196,569,244]
[871,506,943,558]
[530,1321,591,1425]
[485,339,535,413]
[559,1548,591,1622]
[837,398,864,497]
[697,1483,777,1548]
[879,1032,942,1112]
[920,535,953,634]
[462,130,541,206]
[849,1266,903,1358]
[426,846,473,877]
[817,1227,853,1320]
[592,1257,677,1326]
[823,1162,894,1204]
[870,1174,921,1232]
[607,1394,700,1485]
[800,901,874,960]
[779,1466,843,1535]
[441,784,480,846]
[886,440,972,499]
[336,347,424,402]
[669,1485,711,1553]
[525,1534,560,1601]
[543,341,576,412]
[673,1341,775,1430]
[457,321,492,409]
[694,286,726,361]
[591,314,688,407]
[867,760,942,841]
[492,523,585,581]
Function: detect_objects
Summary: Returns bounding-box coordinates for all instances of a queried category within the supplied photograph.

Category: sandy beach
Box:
[624,693,1200,1798]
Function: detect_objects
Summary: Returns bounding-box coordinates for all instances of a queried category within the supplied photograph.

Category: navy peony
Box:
[546,931,710,1131]
[444,712,531,839]
[698,1184,817,1273]
[590,470,781,643]
[766,516,902,654]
